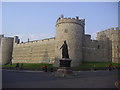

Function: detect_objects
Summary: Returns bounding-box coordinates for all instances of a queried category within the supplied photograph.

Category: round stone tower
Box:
[54,15,85,67]
[1,37,14,65]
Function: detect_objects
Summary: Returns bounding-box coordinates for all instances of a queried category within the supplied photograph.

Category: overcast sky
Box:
[2,2,118,41]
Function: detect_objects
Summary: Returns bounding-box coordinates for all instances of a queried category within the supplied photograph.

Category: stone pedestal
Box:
[59,58,71,67]
[54,58,73,77]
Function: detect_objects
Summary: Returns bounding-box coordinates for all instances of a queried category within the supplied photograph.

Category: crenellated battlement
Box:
[97,27,119,35]
[56,15,85,27]
[14,37,55,46]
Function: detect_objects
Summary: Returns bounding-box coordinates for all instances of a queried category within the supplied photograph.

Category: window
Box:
[116,45,118,48]
[97,45,100,49]
[64,29,68,33]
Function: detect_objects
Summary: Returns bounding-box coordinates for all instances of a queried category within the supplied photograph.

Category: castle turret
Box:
[111,28,120,63]
[0,34,4,65]
[54,15,85,67]
[1,37,14,65]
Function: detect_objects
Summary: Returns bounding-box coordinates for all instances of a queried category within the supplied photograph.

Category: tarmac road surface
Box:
[2,69,119,88]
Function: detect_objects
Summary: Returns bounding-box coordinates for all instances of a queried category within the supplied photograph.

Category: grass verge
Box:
[2,62,120,71]
[71,62,120,71]
[2,63,53,70]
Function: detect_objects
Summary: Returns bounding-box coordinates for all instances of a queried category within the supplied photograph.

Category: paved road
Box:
[2,70,119,88]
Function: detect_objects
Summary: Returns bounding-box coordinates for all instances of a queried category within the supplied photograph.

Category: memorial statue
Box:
[60,41,69,58]
[54,41,72,77]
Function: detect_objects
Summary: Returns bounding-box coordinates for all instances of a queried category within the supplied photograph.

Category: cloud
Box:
[16,33,55,42]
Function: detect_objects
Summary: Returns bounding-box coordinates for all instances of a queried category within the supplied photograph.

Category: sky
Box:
[2,2,118,42]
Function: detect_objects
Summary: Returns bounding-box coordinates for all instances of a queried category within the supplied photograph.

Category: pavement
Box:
[2,69,119,88]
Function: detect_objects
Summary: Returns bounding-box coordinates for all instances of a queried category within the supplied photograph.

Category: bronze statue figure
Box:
[60,41,69,58]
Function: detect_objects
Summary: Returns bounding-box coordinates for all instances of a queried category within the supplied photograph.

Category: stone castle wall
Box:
[96,27,120,63]
[83,34,111,62]
[12,37,55,64]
